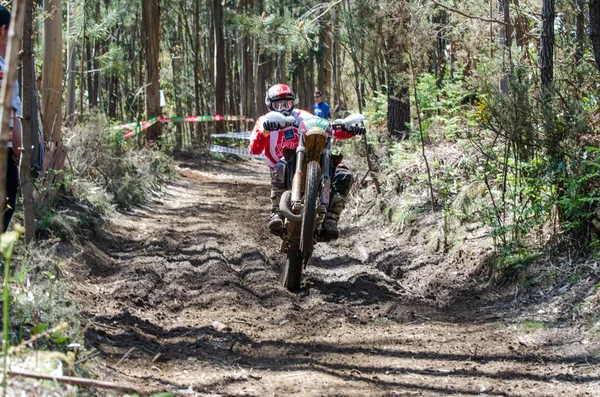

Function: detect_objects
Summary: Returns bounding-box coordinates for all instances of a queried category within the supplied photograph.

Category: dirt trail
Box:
[73,158,600,396]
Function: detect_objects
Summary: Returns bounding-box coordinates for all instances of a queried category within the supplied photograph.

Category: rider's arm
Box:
[333,129,354,140]
[249,118,269,155]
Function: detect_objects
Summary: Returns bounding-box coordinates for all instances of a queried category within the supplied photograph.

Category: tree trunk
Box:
[317,0,333,98]
[387,84,410,139]
[513,0,528,47]
[0,0,25,232]
[205,0,214,112]
[540,0,555,87]
[245,36,254,120]
[386,2,410,138]
[174,14,183,151]
[502,0,512,48]
[20,0,35,243]
[575,0,585,65]
[142,0,161,144]
[79,10,85,119]
[590,0,600,73]
[332,4,339,107]
[86,41,96,108]
[252,33,260,117]
[227,32,235,117]
[432,9,448,88]
[41,0,63,143]
[499,0,512,93]
[65,0,76,127]
[193,0,204,148]
[255,0,265,116]
[213,0,225,134]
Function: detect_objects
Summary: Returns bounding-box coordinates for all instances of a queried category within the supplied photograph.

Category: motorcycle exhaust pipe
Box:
[279,190,302,222]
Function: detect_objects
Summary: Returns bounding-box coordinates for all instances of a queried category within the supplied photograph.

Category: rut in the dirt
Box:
[73,158,600,397]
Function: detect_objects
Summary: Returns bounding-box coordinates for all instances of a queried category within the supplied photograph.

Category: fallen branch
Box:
[431,0,506,25]
[7,370,139,393]
[113,347,135,369]
[74,351,101,365]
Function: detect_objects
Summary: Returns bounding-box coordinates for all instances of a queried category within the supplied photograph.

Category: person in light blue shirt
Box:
[313,90,331,119]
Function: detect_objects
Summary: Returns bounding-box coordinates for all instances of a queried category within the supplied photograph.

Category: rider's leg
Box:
[268,160,287,234]
[322,165,353,240]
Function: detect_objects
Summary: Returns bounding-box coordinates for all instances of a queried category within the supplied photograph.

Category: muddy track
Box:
[72,158,600,396]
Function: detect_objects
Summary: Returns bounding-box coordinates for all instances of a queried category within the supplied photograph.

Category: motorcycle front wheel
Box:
[300,161,320,256]
[283,250,303,292]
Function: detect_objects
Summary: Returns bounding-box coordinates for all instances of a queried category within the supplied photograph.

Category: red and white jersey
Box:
[249,109,313,168]
[249,109,357,169]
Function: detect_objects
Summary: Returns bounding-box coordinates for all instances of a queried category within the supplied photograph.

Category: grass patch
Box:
[521,320,548,330]
[492,249,543,280]
[0,241,88,395]
[9,242,83,349]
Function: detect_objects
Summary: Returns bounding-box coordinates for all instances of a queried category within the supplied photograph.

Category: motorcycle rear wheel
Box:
[283,250,303,292]
[300,161,320,256]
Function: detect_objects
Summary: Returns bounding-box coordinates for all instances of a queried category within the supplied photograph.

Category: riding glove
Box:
[346,125,366,136]
[262,121,282,132]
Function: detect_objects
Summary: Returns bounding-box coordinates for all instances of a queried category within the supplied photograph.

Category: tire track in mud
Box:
[73,158,600,396]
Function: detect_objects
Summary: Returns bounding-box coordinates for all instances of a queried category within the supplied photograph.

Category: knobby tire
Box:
[283,250,303,292]
[301,161,320,257]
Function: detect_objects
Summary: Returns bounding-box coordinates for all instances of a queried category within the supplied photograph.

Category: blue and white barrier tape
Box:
[210,131,252,140]
[209,144,265,159]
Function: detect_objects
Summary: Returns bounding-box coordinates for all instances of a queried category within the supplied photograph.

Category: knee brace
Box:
[328,193,346,216]
[271,161,287,190]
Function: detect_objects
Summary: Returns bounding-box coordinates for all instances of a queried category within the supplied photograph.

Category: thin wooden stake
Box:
[7,370,139,393]
[407,52,436,211]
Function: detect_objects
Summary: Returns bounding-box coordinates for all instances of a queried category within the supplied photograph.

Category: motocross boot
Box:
[268,189,285,235]
[321,193,346,240]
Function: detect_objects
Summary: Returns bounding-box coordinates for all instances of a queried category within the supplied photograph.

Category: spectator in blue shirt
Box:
[313,90,331,119]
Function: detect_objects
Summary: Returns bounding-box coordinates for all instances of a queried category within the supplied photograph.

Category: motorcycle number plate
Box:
[283,129,295,141]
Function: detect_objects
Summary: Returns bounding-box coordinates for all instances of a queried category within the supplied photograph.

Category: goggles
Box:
[272,99,294,112]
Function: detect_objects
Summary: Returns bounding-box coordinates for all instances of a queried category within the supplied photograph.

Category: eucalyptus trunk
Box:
[41,0,63,143]
[575,0,585,65]
[142,0,162,144]
[317,0,333,99]
[590,0,600,73]
[20,0,35,242]
[540,0,555,87]
[65,0,76,126]
[213,0,225,134]
[0,0,25,231]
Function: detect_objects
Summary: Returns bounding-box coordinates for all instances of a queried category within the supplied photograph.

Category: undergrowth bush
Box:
[473,67,598,271]
[8,241,83,352]
[347,60,600,279]
[67,111,175,212]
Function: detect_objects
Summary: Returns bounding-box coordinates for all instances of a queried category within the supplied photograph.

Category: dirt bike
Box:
[263,111,366,292]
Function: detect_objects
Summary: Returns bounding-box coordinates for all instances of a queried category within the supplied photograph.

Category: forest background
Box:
[0,0,600,393]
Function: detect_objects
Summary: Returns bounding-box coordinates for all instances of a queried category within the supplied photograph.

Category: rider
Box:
[249,84,312,235]
[249,84,366,240]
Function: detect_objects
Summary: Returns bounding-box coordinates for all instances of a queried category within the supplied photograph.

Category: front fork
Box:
[286,136,331,242]
[318,145,331,224]
[291,136,306,212]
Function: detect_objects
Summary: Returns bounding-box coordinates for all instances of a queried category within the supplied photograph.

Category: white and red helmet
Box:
[265,84,297,116]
